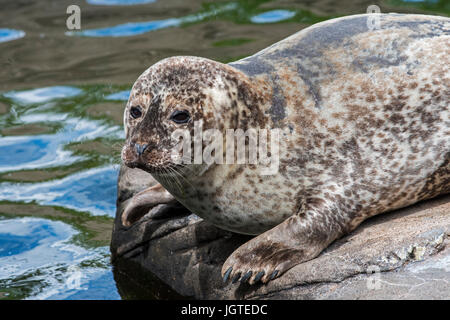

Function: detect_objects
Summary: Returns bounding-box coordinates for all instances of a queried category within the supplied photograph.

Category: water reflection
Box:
[4,86,82,104]
[75,18,182,37]
[0,133,80,173]
[0,81,123,299]
[105,90,130,101]
[0,29,25,43]
[59,271,119,300]
[0,115,122,173]
[67,1,330,38]
[250,10,296,23]
[67,3,238,37]
[0,217,118,300]
[0,217,78,277]
[0,166,119,217]
[0,85,124,176]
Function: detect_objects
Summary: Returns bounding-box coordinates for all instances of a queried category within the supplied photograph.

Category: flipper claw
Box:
[223,267,232,283]
[241,271,252,283]
[269,270,278,280]
[254,271,265,283]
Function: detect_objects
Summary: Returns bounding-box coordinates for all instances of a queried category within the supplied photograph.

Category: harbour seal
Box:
[121,13,449,285]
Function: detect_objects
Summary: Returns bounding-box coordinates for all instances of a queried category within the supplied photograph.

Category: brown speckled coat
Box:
[122,14,449,284]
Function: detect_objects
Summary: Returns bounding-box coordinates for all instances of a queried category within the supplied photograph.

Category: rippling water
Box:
[0,29,26,44]
[0,84,126,299]
[66,2,321,38]
[0,0,447,300]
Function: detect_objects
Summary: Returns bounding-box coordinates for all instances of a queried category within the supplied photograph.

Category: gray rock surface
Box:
[111,165,450,299]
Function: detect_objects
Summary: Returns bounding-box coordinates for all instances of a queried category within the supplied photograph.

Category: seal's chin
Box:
[122,160,156,175]
[123,160,154,173]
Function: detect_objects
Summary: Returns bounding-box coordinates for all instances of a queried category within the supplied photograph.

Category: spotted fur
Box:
[122,14,449,284]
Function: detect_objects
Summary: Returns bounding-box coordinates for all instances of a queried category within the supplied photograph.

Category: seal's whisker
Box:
[170,165,196,193]
[167,166,188,196]
[160,166,183,196]
[118,21,450,286]
[161,168,177,194]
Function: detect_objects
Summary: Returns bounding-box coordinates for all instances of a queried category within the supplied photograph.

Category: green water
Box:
[0,0,447,299]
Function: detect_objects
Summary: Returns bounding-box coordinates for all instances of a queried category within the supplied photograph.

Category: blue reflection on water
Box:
[0,120,80,173]
[0,86,122,174]
[3,86,82,104]
[250,10,296,23]
[0,166,119,217]
[0,114,122,173]
[73,18,182,37]
[0,28,25,43]
[0,217,120,300]
[0,138,49,166]
[105,90,130,101]
[68,3,237,37]
[0,221,54,258]
[87,0,155,5]
[0,82,122,298]
[48,167,119,216]
[0,218,76,276]
[56,272,120,300]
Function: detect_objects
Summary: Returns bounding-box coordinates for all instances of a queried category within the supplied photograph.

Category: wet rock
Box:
[111,165,450,299]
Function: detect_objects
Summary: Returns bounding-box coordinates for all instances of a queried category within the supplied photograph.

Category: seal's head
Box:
[121,56,265,178]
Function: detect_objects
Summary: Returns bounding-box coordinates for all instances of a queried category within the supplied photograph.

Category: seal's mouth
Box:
[123,159,154,173]
[121,140,187,175]
[124,159,186,178]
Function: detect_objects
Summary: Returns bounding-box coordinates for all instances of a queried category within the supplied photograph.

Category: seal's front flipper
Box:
[221,201,346,285]
[121,183,176,227]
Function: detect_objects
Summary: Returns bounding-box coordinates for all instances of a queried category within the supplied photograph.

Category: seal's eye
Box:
[130,106,142,119]
[170,110,190,124]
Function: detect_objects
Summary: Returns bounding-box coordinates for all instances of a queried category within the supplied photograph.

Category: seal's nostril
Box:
[135,143,148,156]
